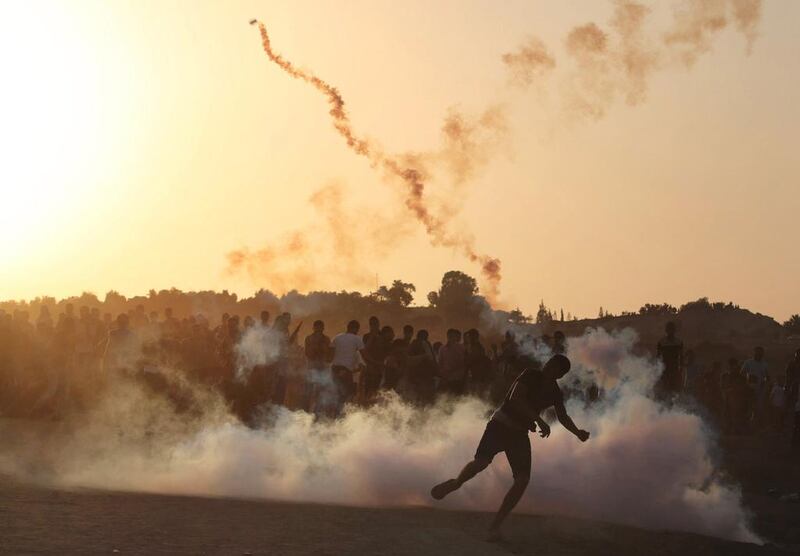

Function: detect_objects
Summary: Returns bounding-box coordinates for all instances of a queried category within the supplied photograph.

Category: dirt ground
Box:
[0,477,792,556]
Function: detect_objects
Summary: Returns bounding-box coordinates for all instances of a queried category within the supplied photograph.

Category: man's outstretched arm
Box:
[554,400,590,441]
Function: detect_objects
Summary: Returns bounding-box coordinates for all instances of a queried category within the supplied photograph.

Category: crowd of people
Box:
[1,305,798,450]
[0,304,531,422]
[657,321,800,449]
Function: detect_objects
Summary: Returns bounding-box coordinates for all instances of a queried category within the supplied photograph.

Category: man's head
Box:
[446,328,461,344]
[665,321,677,338]
[754,346,764,361]
[553,330,565,353]
[80,306,90,319]
[116,313,129,331]
[403,324,414,341]
[381,325,395,342]
[346,320,360,334]
[416,329,429,342]
[369,316,380,332]
[260,311,270,326]
[313,319,325,333]
[543,353,571,380]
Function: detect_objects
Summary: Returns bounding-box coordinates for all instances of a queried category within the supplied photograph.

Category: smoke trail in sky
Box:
[232,1,762,304]
[239,20,503,301]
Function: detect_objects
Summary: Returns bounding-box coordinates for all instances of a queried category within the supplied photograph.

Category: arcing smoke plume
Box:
[235,2,762,304]
[243,20,504,301]
[0,327,759,543]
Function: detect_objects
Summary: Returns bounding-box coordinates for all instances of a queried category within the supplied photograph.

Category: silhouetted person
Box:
[552,330,566,355]
[742,346,768,429]
[437,328,466,395]
[683,349,702,395]
[723,358,750,434]
[331,320,363,414]
[362,323,393,401]
[430,354,590,541]
[699,361,723,420]
[465,329,492,397]
[304,320,330,370]
[260,310,271,328]
[383,338,407,392]
[656,321,684,398]
[406,329,437,405]
[402,324,414,345]
[362,316,380,346]
[102,314,136,376]
[784,349,800,449]
[500,331,519,379]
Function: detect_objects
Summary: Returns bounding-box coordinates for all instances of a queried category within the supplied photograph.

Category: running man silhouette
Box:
[430,353,590,541]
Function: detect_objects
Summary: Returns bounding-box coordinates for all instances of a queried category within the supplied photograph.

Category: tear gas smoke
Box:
[234,323,283,380]
[0,327,759,544]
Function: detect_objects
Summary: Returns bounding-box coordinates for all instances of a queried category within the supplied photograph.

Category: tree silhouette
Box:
[427,271,478,313]
[373,280,416,307]
[784,314,800,334]
[508,308,532,325]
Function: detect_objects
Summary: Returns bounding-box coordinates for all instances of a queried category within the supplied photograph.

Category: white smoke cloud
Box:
[234,324,284,380]
[0,328,759,544]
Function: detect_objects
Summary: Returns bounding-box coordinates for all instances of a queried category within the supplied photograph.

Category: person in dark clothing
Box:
[723,358,751,434]
[430,354,590,541]
[362,325,394,401]
[656,321,684,398]
[465,328,492,397]
[405,329,437,405]
[785,349,800,450]
[304,320,330,370]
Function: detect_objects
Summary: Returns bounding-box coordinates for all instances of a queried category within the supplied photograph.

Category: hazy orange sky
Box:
[1,1,798,320]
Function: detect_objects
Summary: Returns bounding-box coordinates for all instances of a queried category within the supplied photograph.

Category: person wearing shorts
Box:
[430,352,590,541]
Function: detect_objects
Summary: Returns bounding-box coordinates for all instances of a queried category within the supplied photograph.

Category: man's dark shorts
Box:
[475,419,531,479]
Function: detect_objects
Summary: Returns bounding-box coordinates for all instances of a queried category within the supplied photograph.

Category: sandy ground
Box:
[0,478,792,556]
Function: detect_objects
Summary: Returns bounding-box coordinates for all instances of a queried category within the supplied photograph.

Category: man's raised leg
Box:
[430,457,490,500]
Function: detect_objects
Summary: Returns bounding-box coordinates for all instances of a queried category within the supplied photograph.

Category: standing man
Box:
[437,329,467,396]
[656,321,684,398]
[430,354,590,541]
[304,320,331,371]
[742,346,769,429]
[331,320,364,415]
[785,349,800,450]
